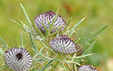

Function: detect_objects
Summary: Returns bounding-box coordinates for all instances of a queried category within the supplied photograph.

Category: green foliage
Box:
[69,17,86,37]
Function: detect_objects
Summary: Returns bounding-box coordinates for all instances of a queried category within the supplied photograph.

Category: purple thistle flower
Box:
[5,48,32,71]
[33,10,66,33]
[49,35,76,54]
[78,65,98,71]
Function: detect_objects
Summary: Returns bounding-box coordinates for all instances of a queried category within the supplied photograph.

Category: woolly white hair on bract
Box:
[33,10,66,33]
[78,65,98,71]
[5,48,32,71]
[49,35,76,54]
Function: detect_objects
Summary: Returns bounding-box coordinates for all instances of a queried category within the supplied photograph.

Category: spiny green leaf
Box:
[11,19,24,29]
[92,25,108,37]
[69,17,86,37]
[62,17,72,34]
[29,32,38,52]
[74,41,95,63]
[68,29,78,37]
[50,25,63,36]
[59,64,70,71]
[0,55,5,65]
[80,33,91,40]
[22,23,30,33]
[73,54,92,59]
[74,27,83,42]
[20,3,32,29]
[40,41,49,50]
[41,22,48,37]
[41,60,53,71]
[0,66,4,70]
[20,33,24,48]
[66,61,80,65]
[52,58,63,63]
[81,25,108,42]
[31,19,45,38]
[48,21,51,26]
[39,53,52,60]
[49,6,60,33]
[52,6,60,25]
[83,41,95,55]
[0,36,9,49]
[0,48,4,56]
[71,17,86,30]
[36,58,47,61]
[80,41,91,45]
[32,66,36,71]
[42,22,48,32]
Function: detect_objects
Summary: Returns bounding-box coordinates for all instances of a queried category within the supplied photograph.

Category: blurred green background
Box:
[0,0,113,71]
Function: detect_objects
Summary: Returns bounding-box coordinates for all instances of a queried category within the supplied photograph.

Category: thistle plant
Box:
[0,3,108,71]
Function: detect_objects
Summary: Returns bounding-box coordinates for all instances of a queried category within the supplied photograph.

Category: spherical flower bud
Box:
[78,65,98,71]
[49,35,76,54]
[5,48,32,71]
[33,10,66,33]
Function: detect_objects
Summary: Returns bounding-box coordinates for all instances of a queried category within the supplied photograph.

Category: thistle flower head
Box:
[49,35,76,54]
[78,65,98,71]
[5,48,32,71]
[33,10,66,33]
